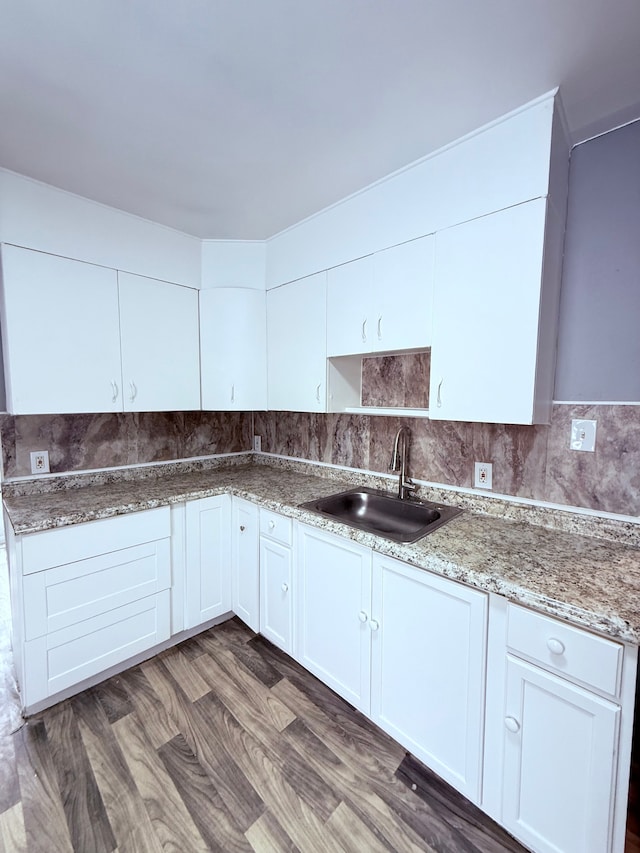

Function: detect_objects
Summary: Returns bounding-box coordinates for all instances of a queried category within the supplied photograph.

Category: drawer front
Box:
[23,591,171,706]
[23,539,171,641]
[259,509,293,546]
[507,604,623,696]
[21,507,171,574]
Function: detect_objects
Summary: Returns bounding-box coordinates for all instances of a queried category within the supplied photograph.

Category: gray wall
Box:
[554,118,640,401]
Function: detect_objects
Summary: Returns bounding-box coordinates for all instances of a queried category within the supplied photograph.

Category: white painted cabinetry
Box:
[326,236,435,357]
[0,244,122,414]
[200,288,267,411]
[266,272,327,412]
[370,552,488,802]
[259,509,293,652]
[429,199,560,424]
[184,495,232,629]
[13,508,171,709]
[296,525,372,712]
[231,497,260,633]
[118,271,200,412]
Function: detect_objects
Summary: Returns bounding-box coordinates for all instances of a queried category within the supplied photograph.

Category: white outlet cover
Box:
[253,435,262,452]
[30,450,50,474]
[474,461,493,490]
[570,419,597,452]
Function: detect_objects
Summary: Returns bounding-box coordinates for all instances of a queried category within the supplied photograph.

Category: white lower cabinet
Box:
[231,498,260,633]
[184,495,232,629]
[370,553,488,802]
[501,656,619,853]
[296,525,372,713]
[259,510,293,653]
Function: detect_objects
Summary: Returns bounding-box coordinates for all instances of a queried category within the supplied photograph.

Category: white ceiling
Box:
[1,0,639,240]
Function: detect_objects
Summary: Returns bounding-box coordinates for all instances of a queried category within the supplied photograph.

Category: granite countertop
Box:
[4,456,640,644]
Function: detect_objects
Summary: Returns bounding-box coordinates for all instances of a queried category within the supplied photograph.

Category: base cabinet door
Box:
[296,525,372,713]
[185,495,232,629]
[370,553,488,803]
[502,656,619,853]
[231,498,260,633]
[259,538,292,653]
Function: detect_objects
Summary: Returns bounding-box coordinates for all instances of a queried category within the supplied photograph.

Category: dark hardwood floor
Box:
[0,544,638,852]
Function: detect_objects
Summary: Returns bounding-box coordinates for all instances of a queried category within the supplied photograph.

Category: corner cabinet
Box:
[200,288,267,411]
[266,272,327,412]
[184,495,231,629]
[231,497,260,633]
[429,199,562,424]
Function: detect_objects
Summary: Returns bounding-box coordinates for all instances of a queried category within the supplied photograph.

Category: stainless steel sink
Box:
[299,487,462,543]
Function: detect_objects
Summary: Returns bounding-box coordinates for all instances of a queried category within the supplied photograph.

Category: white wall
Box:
[201,240,266,289]
[0,169,201,288]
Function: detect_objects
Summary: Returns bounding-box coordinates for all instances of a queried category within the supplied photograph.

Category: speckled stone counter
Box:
[4,454,640,644]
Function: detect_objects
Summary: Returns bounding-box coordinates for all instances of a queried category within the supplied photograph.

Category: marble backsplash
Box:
[361,351,430,408]
[0,411,253,478]
[2,403,639,518]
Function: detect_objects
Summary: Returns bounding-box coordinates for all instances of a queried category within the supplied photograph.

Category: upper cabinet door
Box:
[429,199,550,424]
[266,272,327,412]
[118,272,200,412]
[373,236,434,352]
[200,288,267,411]
[0,244,122,414]
[326,255,374,356]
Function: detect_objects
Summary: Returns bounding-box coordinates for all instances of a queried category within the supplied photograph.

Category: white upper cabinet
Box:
[267,272,327,412]
[0,244,122,414]
[429,198,559,425]
[200,288,267,411]
[118,271,200,412]
[326,236,434,357]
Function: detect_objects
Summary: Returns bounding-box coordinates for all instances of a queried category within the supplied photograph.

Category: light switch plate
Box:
[570,419,597,452]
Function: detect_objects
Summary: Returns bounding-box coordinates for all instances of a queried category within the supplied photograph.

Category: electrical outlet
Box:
[30,450,50,474]
[474,461,492,490]
[253,435,262,452]
[570,419,597,452]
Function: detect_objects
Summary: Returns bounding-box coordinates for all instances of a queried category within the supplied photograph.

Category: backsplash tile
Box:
[361,352,430,408]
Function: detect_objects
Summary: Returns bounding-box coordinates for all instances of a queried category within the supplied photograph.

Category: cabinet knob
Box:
[505,716,520,733]
[110,380,119,403]
[239,525,245,532]
[361,318,367,342]
[231,383,235,403]
[358,610,368,623]
[377,315,382,340]
[316,383,321,403]
[547,637,565,656]
[129,380,137,402]
[369,619,380,631]
[269,520,276,530]
[281,583,289,593]
[437,379,443,408]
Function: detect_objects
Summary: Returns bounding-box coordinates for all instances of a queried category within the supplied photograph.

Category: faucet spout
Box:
[390,426,416,500]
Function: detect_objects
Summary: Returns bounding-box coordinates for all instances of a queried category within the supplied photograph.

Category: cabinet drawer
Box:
[23,539,171,641]
[23,591,171,706]
[259,509,292,546]
[507,604,623,696]
[21,507,171,574]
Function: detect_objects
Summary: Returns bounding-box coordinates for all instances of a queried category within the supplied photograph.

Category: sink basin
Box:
[299,487,462,543]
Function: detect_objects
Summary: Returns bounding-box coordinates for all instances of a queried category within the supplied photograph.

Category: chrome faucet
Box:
[390,426,416,500]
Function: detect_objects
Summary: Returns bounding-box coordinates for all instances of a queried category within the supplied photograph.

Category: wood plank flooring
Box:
[0,544,638,852]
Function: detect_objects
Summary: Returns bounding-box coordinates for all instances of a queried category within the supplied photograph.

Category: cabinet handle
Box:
[231,384,235,403]
[377,315,382,340]
[369,619,380,631]
[437,379,443,408]
[358,611,368,623]
[269,520,276,530]
[361,318,367,342]
[129,380,137,402]
[110,380,119,403]
[546,637,565,655]
[239,525,245,532]
[281,583,289,593]
[316,383,321,403]
[505,716,520,733]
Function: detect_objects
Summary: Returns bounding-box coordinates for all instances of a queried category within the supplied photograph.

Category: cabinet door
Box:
[373,236,434,352]
[231,498,259,633]
[429,199,547,424]
[502,656,619,853]
[200,288,267,411]
[267,272,327,411]
[326,255,374,356]
[259,537,292,653]
[0,244,122,414]
[371,553,488,803]
[296,525,372,713]
[118,271,200,412]
[185,495,231,629]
